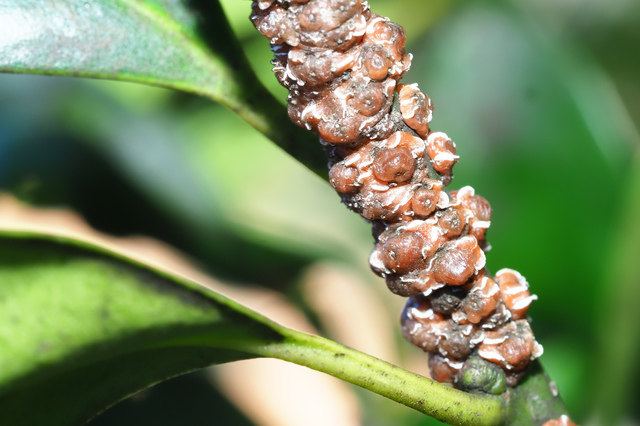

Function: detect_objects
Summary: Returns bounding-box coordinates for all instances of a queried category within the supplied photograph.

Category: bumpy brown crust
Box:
[251,0,542,387]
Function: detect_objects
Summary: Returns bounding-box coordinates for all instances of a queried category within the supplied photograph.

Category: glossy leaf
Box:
[0,229,506,425]
[0,0,325,175]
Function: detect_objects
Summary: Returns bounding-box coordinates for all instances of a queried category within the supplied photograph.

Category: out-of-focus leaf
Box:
[0,0,325,175]
[407,2,639,420]
[0,229,505,426]
[591,150,640,423]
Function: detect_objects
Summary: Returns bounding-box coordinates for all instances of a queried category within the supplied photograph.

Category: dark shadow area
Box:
[88,369,254,426]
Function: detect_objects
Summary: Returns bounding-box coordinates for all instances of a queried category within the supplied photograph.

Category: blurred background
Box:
[1,0,639,424]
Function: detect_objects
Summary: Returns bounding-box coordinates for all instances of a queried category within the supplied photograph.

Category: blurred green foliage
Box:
[0,0,638,424]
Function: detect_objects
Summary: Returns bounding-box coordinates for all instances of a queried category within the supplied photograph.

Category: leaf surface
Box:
[0,229,281,424]
[1,0,238,105]
[0,0,325,174]
[0,229,505,425]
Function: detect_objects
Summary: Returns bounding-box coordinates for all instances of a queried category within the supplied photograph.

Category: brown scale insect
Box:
[329,131,436,222]
[372,146,416,183]
[542,415,579,426]
[477,320,543,384]
[401,296,484,360]
[451,186,493,248]
[426,131,459,185]
[437,207,466,238]
[398,83,433,138]
[428,353,463,383]
[251,0,543,389]
[411,185,443,218]
[495,268,537,320]
[379,228,426,274]
[431,236,486,286]
[455,272,502,324]
[477,302,513,331]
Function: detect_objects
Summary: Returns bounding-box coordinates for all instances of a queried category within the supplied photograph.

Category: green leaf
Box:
[0,0,326,176]
[0,230,278,424]
[591,150,640,423]
[0,229,506,425]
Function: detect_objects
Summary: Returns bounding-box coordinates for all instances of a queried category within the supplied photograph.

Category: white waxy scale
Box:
[258,0,274,10]
[370,183,389,191]
[484,281,501,298]
[386,132,402,148]
[354,19,369,37]
[411,143,425,157]
[358,158,373,170]
[409,306,438,321]
[442,357,465,369]
[501,283,530,296]
[426,131,450,144]
[478,347,506,364]
[399,275,421,283]
[365,16,388,35]
[436,192,450,209]
[423,216,439,226]
[368,249,386,273]
[510,295,538,311]
[532,341,544,358]
[457,185,475,199]
[358,114,383,132]
[401,100,419,119]
[384,78,396,92]
[407,322,420,335]
[483,334,508,345]
[357,169,372,183]
[496,268,529,286]
[330,49,358,73]
[423,255,437,273]
[469,331,485,346]
[300,102,319,124]
[343,153,361,166]
[380,186,413,213]
[422,282,444,296]
[559,415,571,426]
[401,219,425,231]
[420,231,440,258]
[475,249,487,273]
[472,276,499,298]
[433,152,459,163]
[461,324,474,336]
[452,310,467,324]
[399,85,421,119]
[472,220,491,229]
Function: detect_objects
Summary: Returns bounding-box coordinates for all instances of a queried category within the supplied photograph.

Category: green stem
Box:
[504,361,570,425]
[253,328,508,426]
[177,0,329,178]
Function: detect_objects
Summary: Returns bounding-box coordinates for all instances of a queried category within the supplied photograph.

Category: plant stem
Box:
[254,328,508,426]
[504,361,570,425]
[185,0,329,178]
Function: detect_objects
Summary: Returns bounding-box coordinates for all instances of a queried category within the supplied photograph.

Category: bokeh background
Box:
[1,0,639,424]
